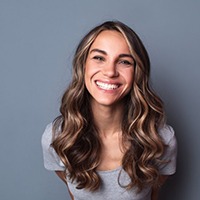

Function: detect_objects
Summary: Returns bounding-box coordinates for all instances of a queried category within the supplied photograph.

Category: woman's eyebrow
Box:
[89,48,107,55]
[119,54,134,60]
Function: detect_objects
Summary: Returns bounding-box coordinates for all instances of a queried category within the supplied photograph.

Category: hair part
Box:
[52,20,166,191]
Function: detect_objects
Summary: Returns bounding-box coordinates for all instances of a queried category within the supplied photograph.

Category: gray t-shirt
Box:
[41,123,177,200]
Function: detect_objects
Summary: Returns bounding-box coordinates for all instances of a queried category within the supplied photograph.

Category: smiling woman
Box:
[41,21,177,200]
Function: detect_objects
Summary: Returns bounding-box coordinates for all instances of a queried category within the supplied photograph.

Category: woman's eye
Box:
[119,60,133,66]
[93,56,104,61]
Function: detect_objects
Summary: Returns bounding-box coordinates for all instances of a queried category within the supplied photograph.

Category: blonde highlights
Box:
[52,21,166,191]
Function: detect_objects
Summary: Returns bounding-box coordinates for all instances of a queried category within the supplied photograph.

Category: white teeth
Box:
[96,81,119,90]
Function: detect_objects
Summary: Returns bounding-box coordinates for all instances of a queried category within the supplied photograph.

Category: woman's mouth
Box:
[95,81,120,90]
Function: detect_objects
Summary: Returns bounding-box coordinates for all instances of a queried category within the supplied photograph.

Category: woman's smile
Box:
[95,81,120,90]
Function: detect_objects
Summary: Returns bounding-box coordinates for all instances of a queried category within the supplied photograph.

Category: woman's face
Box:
[84,30,134,108]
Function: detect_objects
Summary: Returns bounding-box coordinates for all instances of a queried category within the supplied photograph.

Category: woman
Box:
[42,21,177,200]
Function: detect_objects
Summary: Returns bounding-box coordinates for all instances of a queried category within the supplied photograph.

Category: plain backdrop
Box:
[0,0,200,200]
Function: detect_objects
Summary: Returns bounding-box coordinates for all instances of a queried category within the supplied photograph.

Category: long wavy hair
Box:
[51,21,166,191]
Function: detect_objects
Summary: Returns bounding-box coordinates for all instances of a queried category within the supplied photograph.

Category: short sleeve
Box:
[158,125,178,175]
[41,123,65,171]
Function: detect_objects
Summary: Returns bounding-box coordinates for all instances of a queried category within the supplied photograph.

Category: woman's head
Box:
[84,30,135,107]
[71,21,151,103]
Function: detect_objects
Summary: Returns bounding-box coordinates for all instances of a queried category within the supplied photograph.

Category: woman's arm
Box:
[55,171,74,200]
[151,175,169,200]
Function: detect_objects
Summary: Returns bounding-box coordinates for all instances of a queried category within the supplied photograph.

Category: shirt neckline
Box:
[96,166,122,174]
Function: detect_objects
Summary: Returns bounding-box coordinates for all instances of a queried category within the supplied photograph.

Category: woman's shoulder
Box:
[41,123,54,149]
[42,120,62,142]
[41,122,65,171]
[158,124,176,145]
[42,123,53,137]
[157,124,177,175]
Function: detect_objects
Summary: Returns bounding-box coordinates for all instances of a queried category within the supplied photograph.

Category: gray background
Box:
[0,0,199,199]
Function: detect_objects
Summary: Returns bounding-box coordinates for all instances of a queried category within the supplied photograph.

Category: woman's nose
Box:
[102,61,119,77]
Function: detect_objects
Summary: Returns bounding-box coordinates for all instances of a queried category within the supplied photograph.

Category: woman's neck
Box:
[91,101,124,137]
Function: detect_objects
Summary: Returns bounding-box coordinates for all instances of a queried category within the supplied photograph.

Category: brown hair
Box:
[52,20,165,191]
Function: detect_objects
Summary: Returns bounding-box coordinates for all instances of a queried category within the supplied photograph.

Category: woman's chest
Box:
[67,169,152,200]
[97,135,125,171]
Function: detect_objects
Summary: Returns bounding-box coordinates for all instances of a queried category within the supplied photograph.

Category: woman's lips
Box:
[95,81,120,90]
